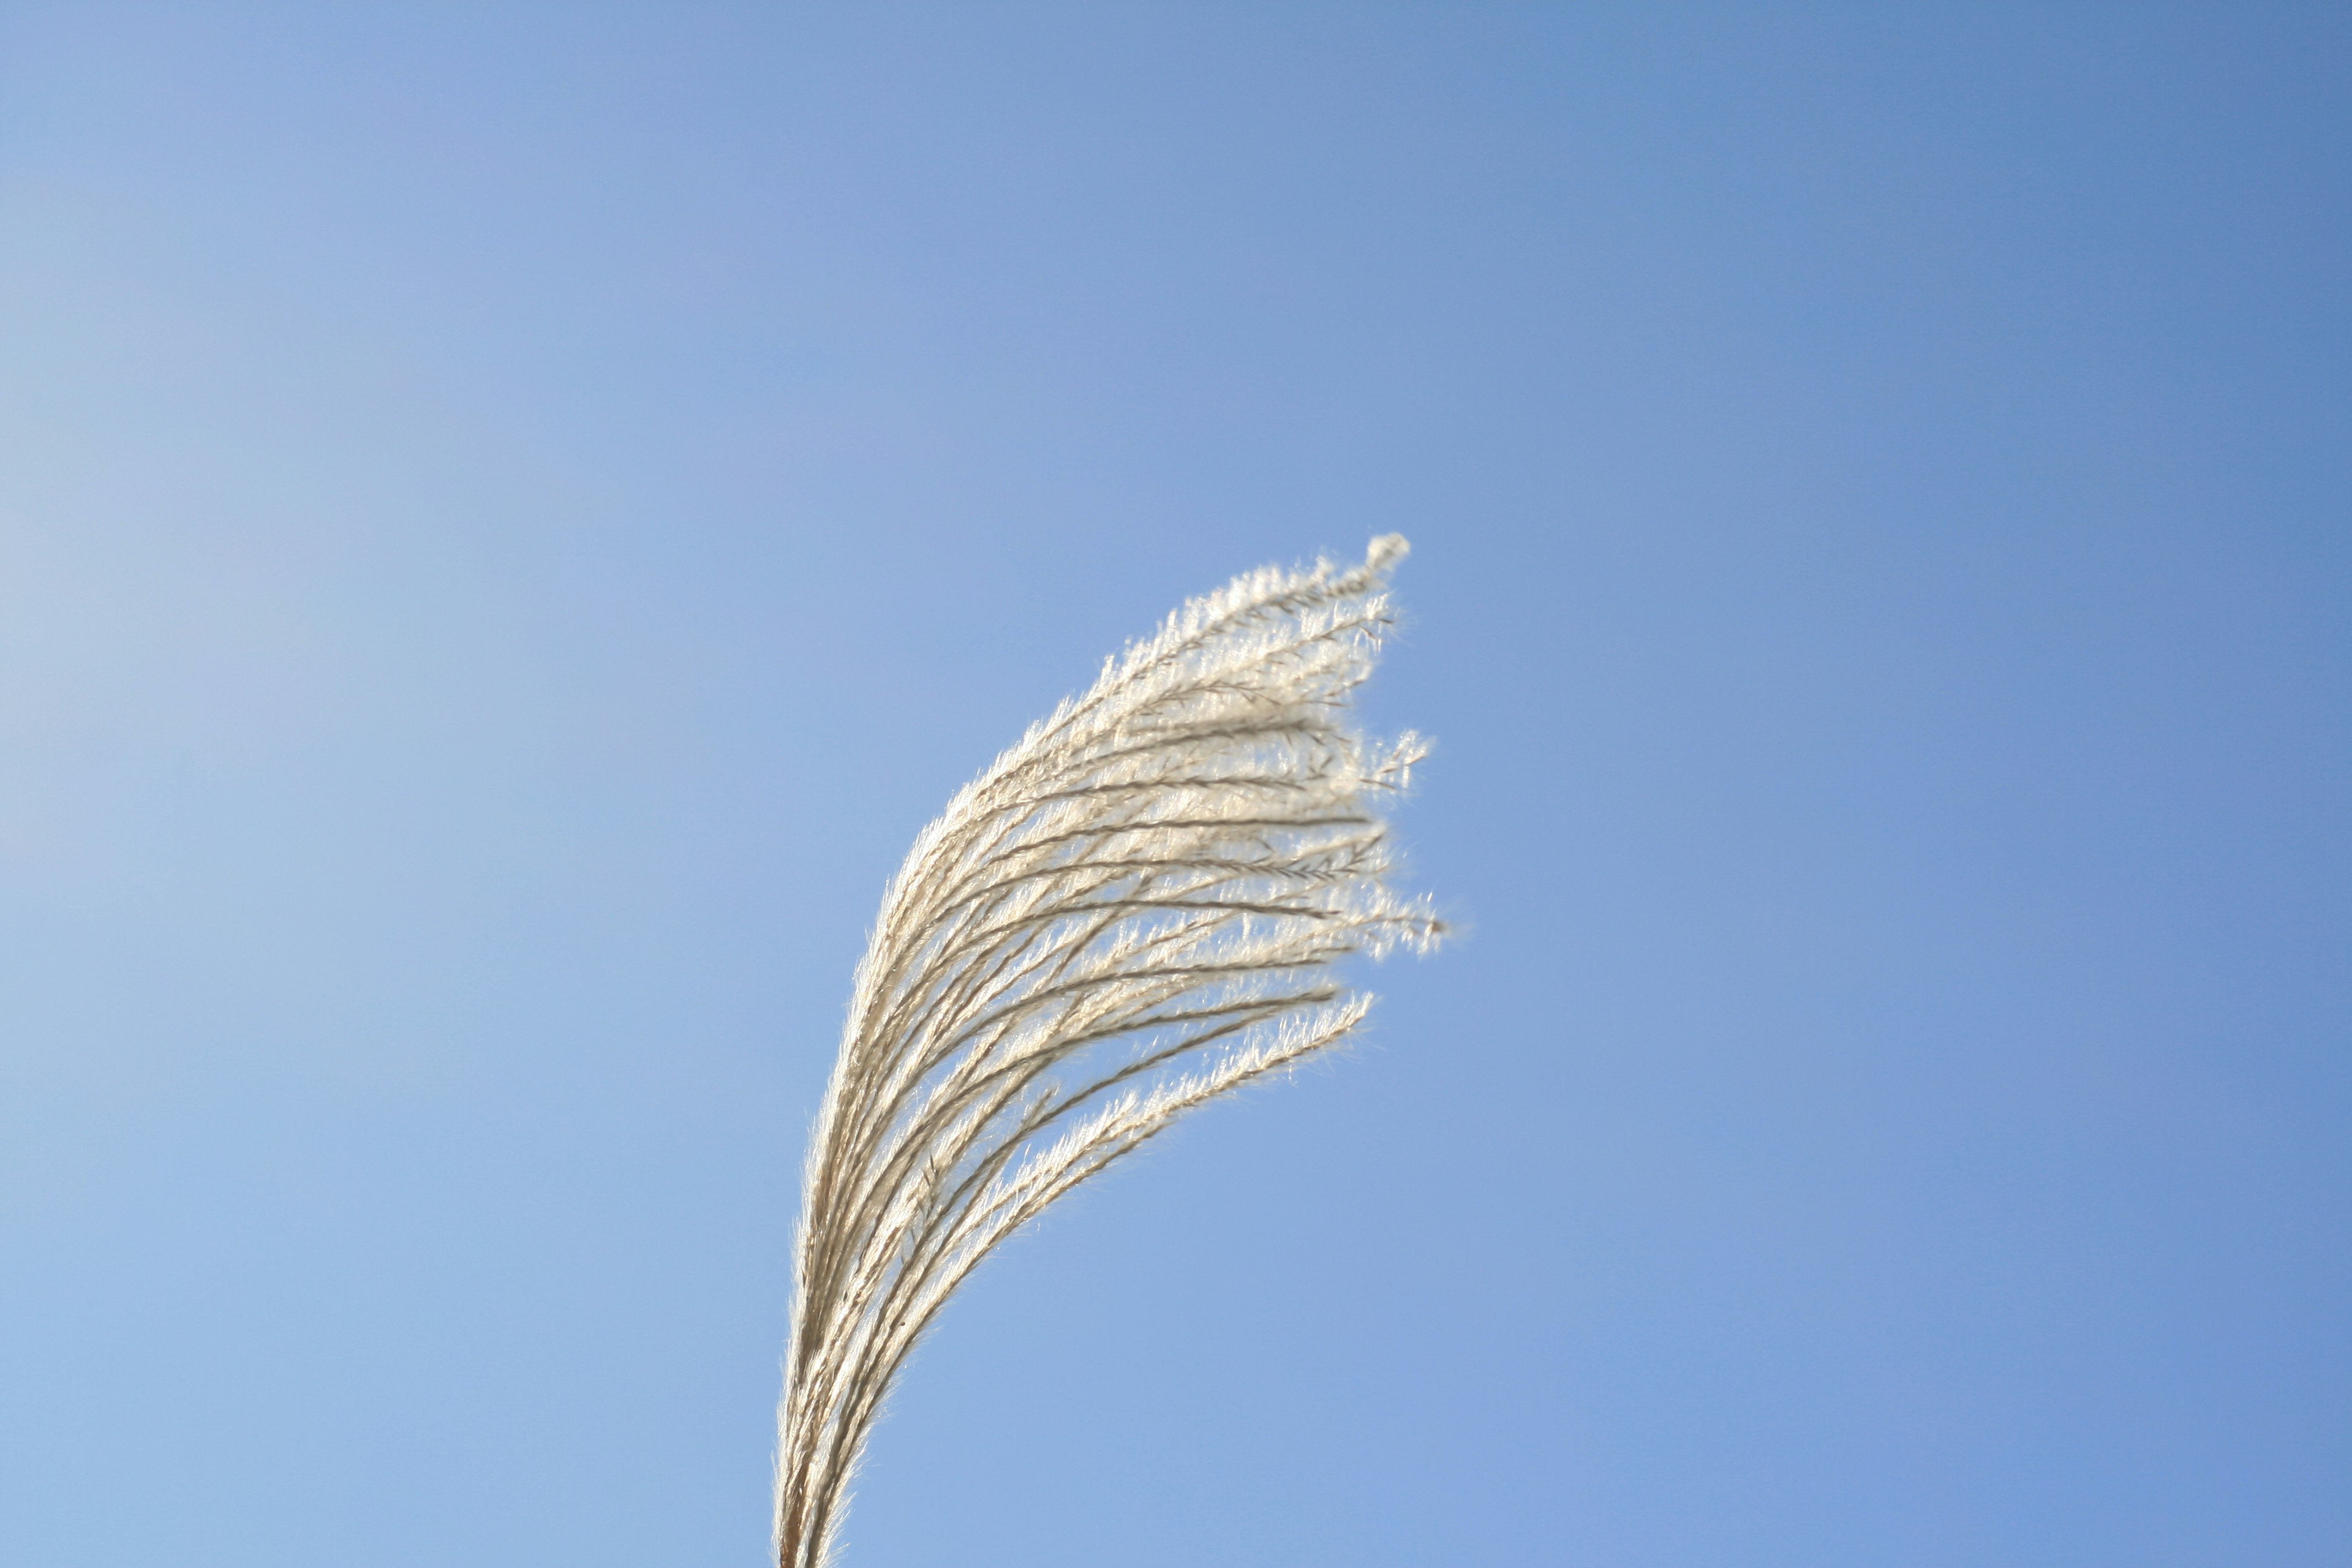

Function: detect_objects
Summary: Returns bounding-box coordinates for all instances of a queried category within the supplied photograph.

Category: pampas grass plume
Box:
[774,537,1442,1567]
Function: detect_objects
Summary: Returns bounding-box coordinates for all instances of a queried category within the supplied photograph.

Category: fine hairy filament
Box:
[774,536,1442,1567]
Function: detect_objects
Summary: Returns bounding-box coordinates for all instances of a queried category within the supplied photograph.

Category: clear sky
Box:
[2,6,2346,1566]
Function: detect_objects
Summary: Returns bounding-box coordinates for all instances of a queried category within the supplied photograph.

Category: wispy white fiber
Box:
[773,536,1442,1567]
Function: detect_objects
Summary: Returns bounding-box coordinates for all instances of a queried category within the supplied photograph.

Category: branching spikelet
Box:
[773,535,1442,1567]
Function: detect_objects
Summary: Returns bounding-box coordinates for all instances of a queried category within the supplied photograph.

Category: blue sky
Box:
[2,6,2346,1565]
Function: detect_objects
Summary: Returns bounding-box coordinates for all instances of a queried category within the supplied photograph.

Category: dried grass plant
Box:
[773,536,1442,1567]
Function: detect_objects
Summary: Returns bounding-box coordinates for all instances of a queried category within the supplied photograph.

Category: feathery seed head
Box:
[774,537,1441,1568]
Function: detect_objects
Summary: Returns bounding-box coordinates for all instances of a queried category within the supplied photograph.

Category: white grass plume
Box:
[773,536,1442,1567]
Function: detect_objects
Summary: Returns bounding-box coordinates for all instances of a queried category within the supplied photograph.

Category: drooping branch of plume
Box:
[773,535,1442,1568]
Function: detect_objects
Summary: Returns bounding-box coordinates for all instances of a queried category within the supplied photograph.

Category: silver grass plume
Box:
[773,535,1442,1568]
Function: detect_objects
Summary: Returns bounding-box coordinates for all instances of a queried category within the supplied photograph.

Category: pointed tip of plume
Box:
[773,541,1441,1567]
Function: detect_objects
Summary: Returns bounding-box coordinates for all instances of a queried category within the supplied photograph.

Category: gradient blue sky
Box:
[3,7,2346,1566]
